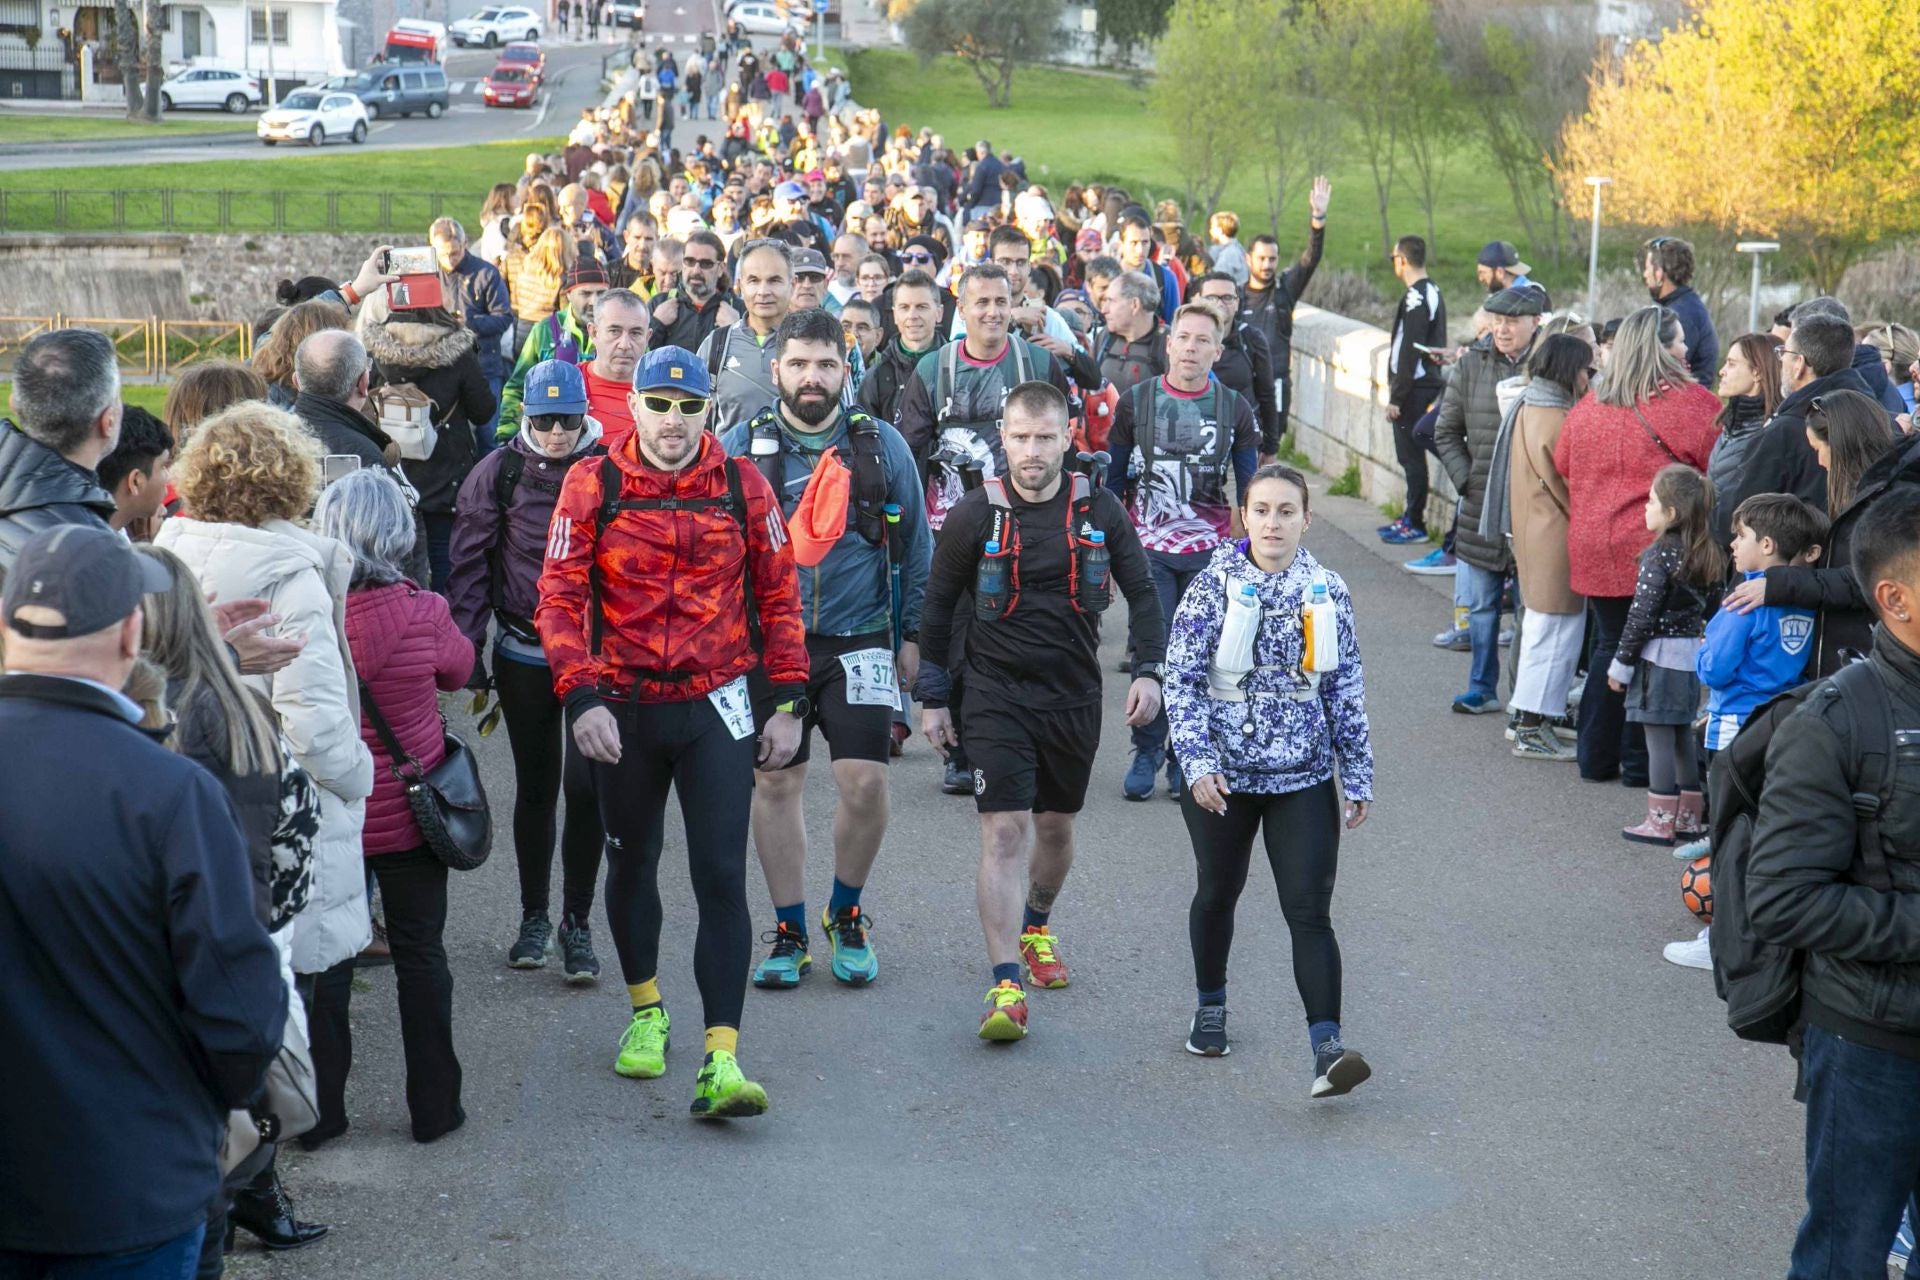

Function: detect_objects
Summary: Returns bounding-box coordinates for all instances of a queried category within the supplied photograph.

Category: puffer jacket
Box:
[1163,541,1373,799]
[358,308,497,514]
[1435,337,1533,574]
[1750,627,1920,1057]
[1607,535,1709,682]
[345,581,474,854]
[502,235,566,327]
[1707,395,1768,551]
[0,421,115,583]
[153,517,373,974]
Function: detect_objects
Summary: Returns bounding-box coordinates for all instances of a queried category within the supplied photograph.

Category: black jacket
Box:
[360,317,497,513]
[1726,366,1876,517]
[294,392,391,473]
[0,420,115,584]
[1707,395,1767,551]
[1854,343,1910,418]
[1211,321,1280,453]
[1615,536,1709,667]
[1238,220,1324,403]
[857,339,935,425]
[646,285,734,354]
[170,678,280,929]
[0,674,285,1254]
[1750,627,1920,1058]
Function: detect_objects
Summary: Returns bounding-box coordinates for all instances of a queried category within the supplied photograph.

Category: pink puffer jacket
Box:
[345,581,476,855]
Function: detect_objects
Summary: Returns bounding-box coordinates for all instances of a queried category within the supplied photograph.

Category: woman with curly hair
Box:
[251,299,351,409]
[156,403,375,1152]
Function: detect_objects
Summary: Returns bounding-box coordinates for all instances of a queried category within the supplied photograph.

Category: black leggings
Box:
[1390,386,1439,530]
[1643,722,1699,793]
[594,694,756,1029]
[1179,777,1342,1024]
[494,654,605,921]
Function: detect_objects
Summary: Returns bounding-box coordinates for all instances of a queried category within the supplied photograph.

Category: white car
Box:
[728,0,806,35]
[257,90,370,146]
[449,6,544,47]
[158,67,263,113]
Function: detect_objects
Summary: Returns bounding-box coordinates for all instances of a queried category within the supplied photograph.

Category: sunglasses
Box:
[901,251,934,263]
[638,393,711,415]
[527,417,585,433]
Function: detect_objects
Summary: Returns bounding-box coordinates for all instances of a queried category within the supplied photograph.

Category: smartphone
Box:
[322,454,361,486]
[385,246,436,276]
[1412,342,1445,356]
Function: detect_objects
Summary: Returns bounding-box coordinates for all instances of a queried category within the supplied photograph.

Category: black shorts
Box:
[751,630,897,769]
[961,686,1100,814]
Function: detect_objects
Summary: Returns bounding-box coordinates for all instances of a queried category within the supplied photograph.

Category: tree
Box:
[111,0,145,118]
[1151,0,1261,214]
[1559,0,1920,290]
[1250,0,1342,237]
[140,0,164,122]
[1096,0,1173,62]
[902,0,1063,108]
[1398,49,1464,252]
[1319,0,1430,262]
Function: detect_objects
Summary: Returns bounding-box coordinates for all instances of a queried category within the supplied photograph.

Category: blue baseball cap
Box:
[524,359,588,415]
[634,345,713,397]
[774,180,808,203]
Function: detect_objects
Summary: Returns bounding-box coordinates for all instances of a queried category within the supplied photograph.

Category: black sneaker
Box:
[942,757,973,795]
[1311,1039,1371,1099]
[558,914,601,984]
[1185,1005,1229,1057]
[508,914,553,969]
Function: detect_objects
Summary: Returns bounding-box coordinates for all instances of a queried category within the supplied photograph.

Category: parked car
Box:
[449,5,543,47]
[158,67,263,113]
[482,63,537,108]
[257,90,369,146]
[607,0,644,28]
[330,64,450,119]
[727,1,805,36]
[496,41,545,83]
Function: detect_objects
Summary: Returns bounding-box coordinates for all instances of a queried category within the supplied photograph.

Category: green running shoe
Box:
[751,921,811,988]
[690,1050,769,1120]
[614,1006,670,1079]
[820,904,878,986]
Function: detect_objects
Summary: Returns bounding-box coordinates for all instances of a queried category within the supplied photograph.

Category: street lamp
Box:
[1584,176,1612,318]
[1736,240,1781,335]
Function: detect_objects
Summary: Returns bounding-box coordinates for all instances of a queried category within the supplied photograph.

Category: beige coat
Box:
[1507,400,1582,615]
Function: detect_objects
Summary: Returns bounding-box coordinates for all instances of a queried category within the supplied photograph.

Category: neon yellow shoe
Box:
[977,980,1029,1041]
[690,1050,770,1119]
[614,1006,669,1079]
[1020,926,1069,989]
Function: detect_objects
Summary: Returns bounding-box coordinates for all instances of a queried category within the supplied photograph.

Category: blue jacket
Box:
[720,407,931,640]
[1696,570,1817,749]
[449,252,514,383]
[0,675,285,1255]
[1663,284,1719,387]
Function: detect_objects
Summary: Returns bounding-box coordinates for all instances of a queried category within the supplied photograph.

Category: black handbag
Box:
[358,681,492,871]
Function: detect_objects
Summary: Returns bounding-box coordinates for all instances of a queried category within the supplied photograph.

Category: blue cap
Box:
[634,345,714,396]
[775,179,808,203]
[524,359,587,415]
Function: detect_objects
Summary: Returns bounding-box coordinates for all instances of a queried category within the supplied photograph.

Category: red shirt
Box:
[583,363,636,450]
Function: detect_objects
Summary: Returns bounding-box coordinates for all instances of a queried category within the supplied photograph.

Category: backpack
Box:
[975,472,1106,618]
[748,406,891,547]
[369,381,449,461]
[1093,325,1168,391]
[1123,377,1240,492]
[705,323,734,381]
[932,337,1033,431]
[1708,659,1897,1044]
[547,311,583,366]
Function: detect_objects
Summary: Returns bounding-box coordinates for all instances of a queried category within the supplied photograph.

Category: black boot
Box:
[227,1168,329,1251]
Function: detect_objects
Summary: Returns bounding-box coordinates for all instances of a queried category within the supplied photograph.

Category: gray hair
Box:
[295,329,369,403]
[10,328,120,456]
[429,216,468,245]
[1112,269,1161,314]
[1792,295,1851,325]
[595,287,649,323]
[736,237,794,278]
[1596,305,1690,409]
[313,468,415,588]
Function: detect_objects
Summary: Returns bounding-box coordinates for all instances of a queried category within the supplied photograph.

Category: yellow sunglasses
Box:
[639,393,711,415]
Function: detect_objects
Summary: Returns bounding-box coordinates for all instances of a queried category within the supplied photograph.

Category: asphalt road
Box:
[224,475,1811,1280]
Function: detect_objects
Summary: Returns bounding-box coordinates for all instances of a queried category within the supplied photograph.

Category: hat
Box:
[1478,240,1533,275]
[564,257,610,293]
[787,445,851,567]
[634,345,714,396]
[904,233,947,266]
[1484,286,1545,318]
[2,524,172,640]
[525,359,588,416]
[1056,287,1090,309]
[1074,227,1104,253]
[774,179,808,203]
[804,168,825,183]
[845,200,874,222]
[792,248,829,277]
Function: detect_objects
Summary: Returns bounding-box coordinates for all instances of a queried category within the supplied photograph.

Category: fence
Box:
[0,315,252,378]
[0,189,490,234]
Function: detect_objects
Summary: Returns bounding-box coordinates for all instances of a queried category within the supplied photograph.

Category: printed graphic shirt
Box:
[1106,377,1260,558]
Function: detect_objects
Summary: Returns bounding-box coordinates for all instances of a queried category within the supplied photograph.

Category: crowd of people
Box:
[3,30,1920,1280]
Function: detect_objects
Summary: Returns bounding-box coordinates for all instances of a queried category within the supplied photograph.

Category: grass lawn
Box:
[0,381,171,416]
[0,114,257,144]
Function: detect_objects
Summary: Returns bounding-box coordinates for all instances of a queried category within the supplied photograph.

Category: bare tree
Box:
[111,0,146,117]
[140,0,164,121]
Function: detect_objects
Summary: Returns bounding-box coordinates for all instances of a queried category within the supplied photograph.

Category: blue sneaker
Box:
[1122,749,1162,801]
[1165,756,1186,803]
[1381,521,1430,545]
[819,905,879,986]
[1431,627,1471,651]
[1375,516,1408,539]
[751,921,811,988]
[1452,692,1503,715]
[1403,547,1456,576]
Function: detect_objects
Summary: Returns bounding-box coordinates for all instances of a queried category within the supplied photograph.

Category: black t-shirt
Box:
[920,480,1163,709]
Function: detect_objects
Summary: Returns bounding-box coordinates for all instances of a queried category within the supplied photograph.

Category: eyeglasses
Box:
[683,256,721,269]
[639,394,711,415]
[901,251,933,264]
[1781,348,1803,360]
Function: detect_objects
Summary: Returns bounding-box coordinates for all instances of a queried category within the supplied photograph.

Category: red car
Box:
[497,41,545,83]
[482,64,538,108]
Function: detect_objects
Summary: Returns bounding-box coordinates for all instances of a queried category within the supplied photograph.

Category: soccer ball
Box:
[1681,854,1712,925]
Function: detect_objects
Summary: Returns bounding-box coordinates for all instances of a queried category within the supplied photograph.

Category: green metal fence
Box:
[0,188,491,234]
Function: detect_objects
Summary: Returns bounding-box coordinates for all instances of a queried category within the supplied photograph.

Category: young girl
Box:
[1164,465,1376,1099]
[1607,464,1722,845]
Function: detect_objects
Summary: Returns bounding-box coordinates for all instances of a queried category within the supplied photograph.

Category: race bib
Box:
[838,647,899,707]
[708,676,755,740]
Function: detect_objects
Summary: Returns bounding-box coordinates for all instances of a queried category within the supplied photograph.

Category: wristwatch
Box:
[775,694,812,719]
[1135,662,1165,684]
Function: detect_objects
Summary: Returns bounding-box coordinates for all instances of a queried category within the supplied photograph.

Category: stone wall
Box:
[180,233,389,324]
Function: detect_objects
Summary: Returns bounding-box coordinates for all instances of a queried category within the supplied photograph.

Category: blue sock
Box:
[828,877,862,916]
[1309,1020,1342,1054]
[992,962,1022,987]
[1021,904,1050,930]
[1198,986,1226,1008]
[775,901,808,941]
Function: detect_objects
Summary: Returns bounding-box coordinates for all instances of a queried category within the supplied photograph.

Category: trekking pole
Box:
[884,502,904,652]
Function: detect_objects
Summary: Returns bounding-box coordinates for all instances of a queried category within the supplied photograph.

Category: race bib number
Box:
[838,647,899,707]
[708,676,755,740]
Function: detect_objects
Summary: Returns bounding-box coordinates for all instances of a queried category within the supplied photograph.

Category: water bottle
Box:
[975,541,1010,618]
[1210,583,1262,695]
[1080,530,1111,613]
[1303,574,1339,673]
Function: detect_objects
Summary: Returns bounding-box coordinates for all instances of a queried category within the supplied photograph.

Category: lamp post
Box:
[1584,176,1612,318]
[1736,241,1781,336]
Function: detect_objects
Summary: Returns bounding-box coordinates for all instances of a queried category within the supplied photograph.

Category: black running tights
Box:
[1179,777,1342,1024]
[494,655,606,921]
[593,695,756,1029]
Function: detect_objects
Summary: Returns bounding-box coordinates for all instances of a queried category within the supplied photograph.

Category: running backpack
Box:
[491,448,596,644]
[747,406,891,547]
[975,472,1107,618]
[1708,660,1897,1044]
[705,323,733,381]
[1122,377,1241,492]
[931,337,1033,430]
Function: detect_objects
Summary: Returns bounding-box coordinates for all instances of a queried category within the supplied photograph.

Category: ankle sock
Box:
[1198,986,1226,1008]
[828,877,862,916]
[992,962,1022,987]
[1309,1020,1341,1054]
[774,900,808,941]
[705,1025,738,1057]
[628,978,661,1012]
[1021,905,1050,931]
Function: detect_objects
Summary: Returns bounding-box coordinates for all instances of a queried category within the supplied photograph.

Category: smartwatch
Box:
[775,694,812,719]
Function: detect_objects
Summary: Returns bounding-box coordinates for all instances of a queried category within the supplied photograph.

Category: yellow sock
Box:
[705,1025,739,1057]
[627,978,661,1010]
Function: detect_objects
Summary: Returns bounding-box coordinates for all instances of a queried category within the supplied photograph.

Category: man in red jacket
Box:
[535,345,808,1121]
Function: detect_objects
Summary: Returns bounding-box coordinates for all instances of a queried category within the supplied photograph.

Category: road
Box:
[226,476,1812,1280]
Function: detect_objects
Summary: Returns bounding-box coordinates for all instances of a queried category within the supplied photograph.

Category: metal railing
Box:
[0,315,251,377]
[0,188,491,234]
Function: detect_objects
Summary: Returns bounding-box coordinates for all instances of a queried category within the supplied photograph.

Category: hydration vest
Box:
[748,406,891,548]
[975,472,1107,618]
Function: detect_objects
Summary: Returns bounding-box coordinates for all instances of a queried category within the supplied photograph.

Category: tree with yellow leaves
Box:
[1560,0,1920,289]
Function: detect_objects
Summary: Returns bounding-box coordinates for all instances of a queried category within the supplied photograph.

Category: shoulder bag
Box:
[359,680,493,871]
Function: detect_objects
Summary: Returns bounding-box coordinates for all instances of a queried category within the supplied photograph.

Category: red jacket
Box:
[1554,381,1721,599]
[584,363,637,451]
[536,431,808,709]
[346,581,476,855]
[587,188,616,227]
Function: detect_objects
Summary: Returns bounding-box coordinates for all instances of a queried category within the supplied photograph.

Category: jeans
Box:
[1789,1024,1920,1279]
[424,512,455,595]
[477,373,505,456]
[1576,595,1648,783]
[0,1225,206,1280]
[1462,562,1504,700]
[1129,554,1204,758]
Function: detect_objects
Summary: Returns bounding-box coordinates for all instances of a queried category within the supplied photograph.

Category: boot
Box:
[1673,790,1707,840]
[227,1167,329,1251]
[1623,793,1678,846]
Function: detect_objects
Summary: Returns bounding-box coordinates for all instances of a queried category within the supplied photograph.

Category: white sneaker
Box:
[1672,835,1711,861]
[1663,927,1712,970]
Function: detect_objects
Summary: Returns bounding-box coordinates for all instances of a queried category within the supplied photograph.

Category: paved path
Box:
[227,474,1809,1280]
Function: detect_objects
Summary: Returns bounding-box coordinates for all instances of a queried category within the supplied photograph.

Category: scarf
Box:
[1478,377,1578,542]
